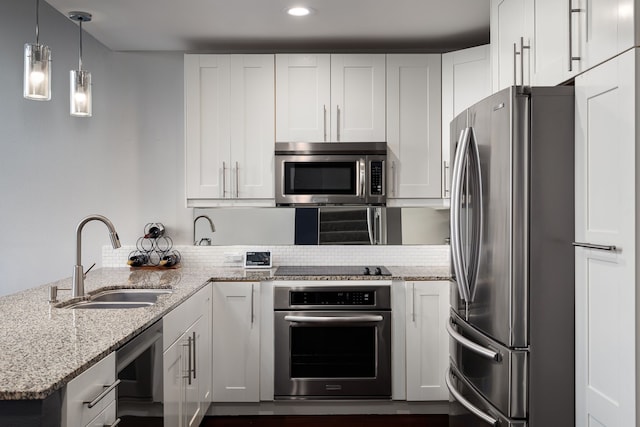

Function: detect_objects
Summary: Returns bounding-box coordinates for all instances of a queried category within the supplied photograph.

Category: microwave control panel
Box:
[370,161,384,195]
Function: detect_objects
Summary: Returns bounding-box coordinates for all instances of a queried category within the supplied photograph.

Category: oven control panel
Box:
[291,290,375,306]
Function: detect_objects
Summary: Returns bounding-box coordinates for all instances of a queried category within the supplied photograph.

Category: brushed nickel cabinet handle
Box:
[105,418,121,427]
[235,161,239,198]
[86,379,121,409]
[337,105,341,142]
[222,162,227,198]
[323,104,327,142]
[569,2,583,71]
[192,331,197,379]
[519,37,530,86]
[572,242,617,252]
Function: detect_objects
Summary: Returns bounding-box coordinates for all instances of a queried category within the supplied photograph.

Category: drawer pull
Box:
[105,418,121,427]
[85,379,120,408]
[446,319,500,362]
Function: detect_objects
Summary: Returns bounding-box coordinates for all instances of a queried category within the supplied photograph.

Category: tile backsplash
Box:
[103,245,450,268]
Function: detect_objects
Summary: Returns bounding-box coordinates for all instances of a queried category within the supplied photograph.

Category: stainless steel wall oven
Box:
[273,284,391,399]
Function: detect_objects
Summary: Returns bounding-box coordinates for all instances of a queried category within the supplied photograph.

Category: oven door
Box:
[275,155,366,205]
[274,310,391,399]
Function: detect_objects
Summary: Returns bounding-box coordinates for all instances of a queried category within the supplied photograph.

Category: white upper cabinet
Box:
[491,0,533,90]
[530,0,575,85]
[576,0,637,72]
[185,55,230,201]
[441,45,491,198]
[276,54,386,143]
[330,54,386,142]
[275,54,331,142]
[185,54,275,207]
[492,0,639,88]
[386,54,442,201]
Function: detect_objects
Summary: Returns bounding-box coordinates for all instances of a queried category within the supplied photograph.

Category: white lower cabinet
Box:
[404,281,449,401]
[163,284,212,427]
[212,281,260,402]
[61,352,117,427]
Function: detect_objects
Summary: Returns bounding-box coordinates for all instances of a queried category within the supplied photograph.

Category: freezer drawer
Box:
[448,310,528,419]
[448,365,527,427]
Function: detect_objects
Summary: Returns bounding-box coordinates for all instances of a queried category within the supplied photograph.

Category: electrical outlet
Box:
[224,252,243,263]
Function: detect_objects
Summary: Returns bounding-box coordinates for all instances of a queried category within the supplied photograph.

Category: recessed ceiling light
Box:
[287,7,312,17]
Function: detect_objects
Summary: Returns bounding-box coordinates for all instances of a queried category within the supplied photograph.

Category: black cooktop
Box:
[274,265,391,277]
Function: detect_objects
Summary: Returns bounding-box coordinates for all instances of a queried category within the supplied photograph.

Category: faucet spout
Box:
[73,214,121,298]
[193,215,215,245]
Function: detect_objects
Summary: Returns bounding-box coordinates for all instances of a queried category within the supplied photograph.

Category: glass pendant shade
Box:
[70,70,92,117]
[23,43,51,100]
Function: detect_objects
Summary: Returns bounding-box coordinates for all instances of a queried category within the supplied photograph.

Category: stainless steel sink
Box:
[66,301,155,309]
[63,288,173,309]
[90,288,173,303]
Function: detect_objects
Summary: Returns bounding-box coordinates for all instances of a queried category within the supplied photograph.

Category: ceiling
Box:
[44,0,490,52]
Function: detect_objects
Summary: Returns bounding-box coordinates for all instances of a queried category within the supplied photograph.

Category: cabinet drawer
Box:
[85,400,117,427]
[62,352,116,427]
[164,284,210,351]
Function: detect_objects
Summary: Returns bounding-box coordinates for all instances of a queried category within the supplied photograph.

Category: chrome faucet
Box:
[72,214,121,298]
[194,215,215,245]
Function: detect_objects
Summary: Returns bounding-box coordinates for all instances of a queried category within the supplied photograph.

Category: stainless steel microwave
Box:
[275,142,387,206]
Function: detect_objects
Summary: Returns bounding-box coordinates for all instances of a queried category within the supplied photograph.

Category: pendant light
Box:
[69,12,92,117]
[23,0,51,100]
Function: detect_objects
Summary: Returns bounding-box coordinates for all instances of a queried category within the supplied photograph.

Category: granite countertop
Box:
[0,265,449,400]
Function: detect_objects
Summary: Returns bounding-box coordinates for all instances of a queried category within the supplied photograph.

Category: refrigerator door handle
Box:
[366,207,375,245]
[450,128,472,303]
[447,318,501,362]
[467,127,483,302]
[446,369,499,427]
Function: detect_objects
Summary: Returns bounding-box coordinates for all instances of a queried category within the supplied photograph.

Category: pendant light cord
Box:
[35,0,39,44]
[78,20,83,71]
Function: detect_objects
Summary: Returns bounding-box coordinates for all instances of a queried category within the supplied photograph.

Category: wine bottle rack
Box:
[128,222,181,269]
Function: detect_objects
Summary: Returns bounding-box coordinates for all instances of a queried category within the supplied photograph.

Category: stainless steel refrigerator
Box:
[447,86,575,427]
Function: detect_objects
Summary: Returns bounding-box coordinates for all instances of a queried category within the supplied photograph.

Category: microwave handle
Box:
[359,159,366,199]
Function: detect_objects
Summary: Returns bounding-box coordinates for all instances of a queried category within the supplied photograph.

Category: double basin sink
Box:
[64,288,173,309]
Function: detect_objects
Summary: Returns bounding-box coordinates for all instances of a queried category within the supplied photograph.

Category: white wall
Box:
[0,0,187,296]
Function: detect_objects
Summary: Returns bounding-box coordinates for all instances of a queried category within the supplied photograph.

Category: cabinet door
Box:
[196,285,212,414]
[577,0,636,71]
[330,54,386,142]
[163,336,187,427]
[276,54,331,142]
[530,0,574,85]
[441,46,491,198]
[491,0,532,91]
[185,54,231,200]
[387,54,442,200]
[229,55,275,200]
[405,281,449,401]
[575,49,636,427]
[212,282,260,402]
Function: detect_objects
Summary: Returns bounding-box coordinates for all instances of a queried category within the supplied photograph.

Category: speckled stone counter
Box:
[0,265,449,401]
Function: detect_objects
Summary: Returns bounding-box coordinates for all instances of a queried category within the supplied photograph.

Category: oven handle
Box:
[284,315,384,323]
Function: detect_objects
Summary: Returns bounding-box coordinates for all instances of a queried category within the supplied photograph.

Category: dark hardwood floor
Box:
[201,415,449,427]
[120,415,448,427]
